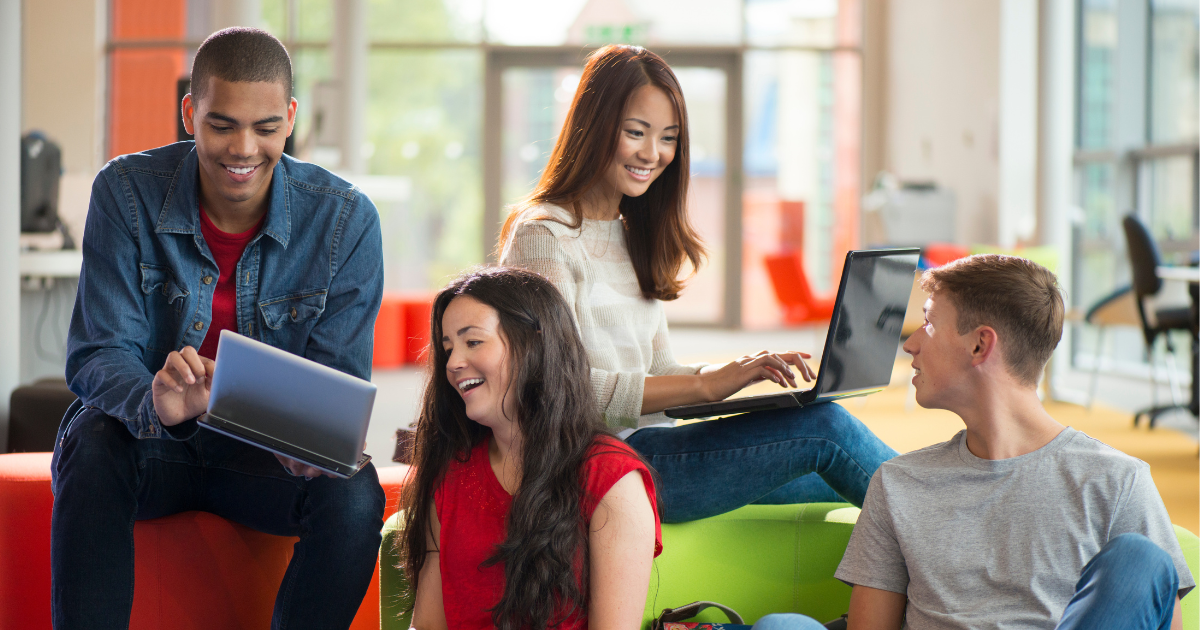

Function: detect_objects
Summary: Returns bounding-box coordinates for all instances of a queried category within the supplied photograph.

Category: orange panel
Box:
[109,48,186,158]
[112,0,185,40]
[109,0,186,159]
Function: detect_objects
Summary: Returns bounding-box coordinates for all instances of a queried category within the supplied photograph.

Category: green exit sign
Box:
[584,23,649,44]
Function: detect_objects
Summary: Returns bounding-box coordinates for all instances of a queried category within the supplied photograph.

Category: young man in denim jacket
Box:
[50,28,385,629]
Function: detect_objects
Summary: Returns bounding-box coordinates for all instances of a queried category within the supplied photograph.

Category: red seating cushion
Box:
[0,452,410,630]
[374,295,406,369]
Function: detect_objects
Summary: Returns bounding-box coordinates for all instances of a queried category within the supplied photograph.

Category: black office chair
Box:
[1121,214,1196,427]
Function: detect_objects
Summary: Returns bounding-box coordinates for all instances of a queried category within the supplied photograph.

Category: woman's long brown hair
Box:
[497,44,706,301]
[399,267,646,630]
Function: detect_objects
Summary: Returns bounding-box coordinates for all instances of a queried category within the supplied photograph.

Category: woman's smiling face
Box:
[441,295,517,429]
[600,84,680,200]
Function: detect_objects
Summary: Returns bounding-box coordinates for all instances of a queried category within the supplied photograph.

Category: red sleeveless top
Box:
[433,435,662,630]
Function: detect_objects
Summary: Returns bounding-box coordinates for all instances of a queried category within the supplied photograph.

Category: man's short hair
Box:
[191,27,292,101]
[920,254,1064,386]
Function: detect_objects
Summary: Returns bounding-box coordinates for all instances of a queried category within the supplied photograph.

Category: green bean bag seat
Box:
[378,504,1200,630]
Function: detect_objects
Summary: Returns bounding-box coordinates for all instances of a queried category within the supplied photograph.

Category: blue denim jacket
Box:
[66,142,383,440]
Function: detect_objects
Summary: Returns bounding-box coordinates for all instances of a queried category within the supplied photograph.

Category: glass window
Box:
[485,0,587,46]
[500,66,574,207]
[289,48,333,151]
[1150,0,1199,144]
[745,0,837,47]
[1141,155,1199,258]
[365,50,485,290]
[261,0,288,36]
[484,0,741,46]
[1078,0,1116,150]
[1078,162,1117,242]
[296,0,335,40]
[742,48,859,328]
[628,0,742,46]
[1072,164,1137,373]
[369,0,484,43]
[663,66,728,325]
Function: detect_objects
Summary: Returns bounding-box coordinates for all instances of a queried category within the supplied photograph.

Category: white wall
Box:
[0,0,20,450]
[883,0,1001,246]
[22,0,106,242]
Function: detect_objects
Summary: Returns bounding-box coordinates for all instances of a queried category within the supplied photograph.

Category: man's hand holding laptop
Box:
[151,345,213,427]
[152,345,337,479]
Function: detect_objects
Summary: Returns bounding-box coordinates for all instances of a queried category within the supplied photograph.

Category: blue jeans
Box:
[1058,533,1180,630]
[752,533,1181,630]
[624,403,897,523]
[50,402,386,630]
[751,614,826,630]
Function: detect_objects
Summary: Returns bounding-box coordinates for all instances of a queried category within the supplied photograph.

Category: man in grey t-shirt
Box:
[833,255,1194,630]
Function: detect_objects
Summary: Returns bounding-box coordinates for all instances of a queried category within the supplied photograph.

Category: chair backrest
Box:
[1122,214,1164,300]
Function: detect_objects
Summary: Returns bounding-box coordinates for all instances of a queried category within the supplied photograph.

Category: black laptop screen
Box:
[816,250,920,396]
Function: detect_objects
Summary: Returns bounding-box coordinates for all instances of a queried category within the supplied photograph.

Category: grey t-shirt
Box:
[835,427,1194,630]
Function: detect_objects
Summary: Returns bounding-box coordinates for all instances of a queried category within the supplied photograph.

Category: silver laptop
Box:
[666,248,920,420]
[201,330,376,478]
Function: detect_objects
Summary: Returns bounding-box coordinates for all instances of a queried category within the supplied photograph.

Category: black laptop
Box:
[665,248,921,420]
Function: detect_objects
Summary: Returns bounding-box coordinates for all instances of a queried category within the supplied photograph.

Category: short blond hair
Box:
[920,254,1064,386]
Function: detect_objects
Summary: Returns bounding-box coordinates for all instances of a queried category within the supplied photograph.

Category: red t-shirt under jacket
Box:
[433,435,662,630]
[197,205,263,360]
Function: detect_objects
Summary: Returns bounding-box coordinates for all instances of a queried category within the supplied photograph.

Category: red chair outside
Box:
[763,252,836,326]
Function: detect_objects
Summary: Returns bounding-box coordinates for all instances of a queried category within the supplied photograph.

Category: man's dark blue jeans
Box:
[50,402,386,630]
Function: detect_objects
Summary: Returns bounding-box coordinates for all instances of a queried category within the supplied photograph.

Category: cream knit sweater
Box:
[499,204,706,430]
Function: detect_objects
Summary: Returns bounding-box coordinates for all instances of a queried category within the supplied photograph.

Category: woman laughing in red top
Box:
[399,267,662,630]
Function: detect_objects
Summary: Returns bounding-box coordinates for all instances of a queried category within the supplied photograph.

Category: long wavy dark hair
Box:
[399,266,634,630]
[497,44,706,301]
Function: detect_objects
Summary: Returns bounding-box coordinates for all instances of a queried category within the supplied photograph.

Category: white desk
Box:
[19,250,83,278]
[1156,266,1200,283]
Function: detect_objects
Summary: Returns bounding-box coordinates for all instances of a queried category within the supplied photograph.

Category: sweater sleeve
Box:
[647,311,707,377]
[501,220,646,429]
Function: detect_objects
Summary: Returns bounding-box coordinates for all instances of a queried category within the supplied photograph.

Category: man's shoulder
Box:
[278,155,360,200]
[1056,427,1148,476]
[105,141,195,179]
[276,157,380,234]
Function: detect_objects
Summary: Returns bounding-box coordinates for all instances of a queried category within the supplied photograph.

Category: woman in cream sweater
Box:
[499,44,896,523]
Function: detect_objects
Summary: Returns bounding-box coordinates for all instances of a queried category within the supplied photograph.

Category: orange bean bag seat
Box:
[0,452,409,630]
